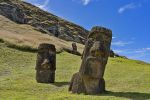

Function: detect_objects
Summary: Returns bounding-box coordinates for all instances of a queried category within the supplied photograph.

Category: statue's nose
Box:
[42,59,50,65]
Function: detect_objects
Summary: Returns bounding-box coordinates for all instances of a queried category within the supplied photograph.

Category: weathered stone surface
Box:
[0,0,88,44]
[69,72,86,93]
[0,2,26,23]
[69,26,112,94]
[36,43,56,83]
[48,25,60,37]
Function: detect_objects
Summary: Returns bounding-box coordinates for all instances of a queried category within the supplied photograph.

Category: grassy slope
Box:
[0,0,88,40]
[0,15,84,53]
[0,43,150,100]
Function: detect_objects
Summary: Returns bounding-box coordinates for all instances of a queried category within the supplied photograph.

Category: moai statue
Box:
[69,26,112,94]
[72,42,77,52]
[35,43,56,83]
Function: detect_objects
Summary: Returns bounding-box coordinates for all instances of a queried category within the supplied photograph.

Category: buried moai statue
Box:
[36,43,56,83]
[64,42,81,56]
[69,26,112,94]
[72,42,77,52]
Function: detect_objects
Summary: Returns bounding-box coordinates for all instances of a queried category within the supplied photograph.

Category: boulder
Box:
[69,26,112,94]
[36,43,56,83]
[0,2,26,23]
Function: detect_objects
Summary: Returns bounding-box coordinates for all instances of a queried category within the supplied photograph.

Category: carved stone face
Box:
[36,43,56,83]
[36,43,56,71]
[69,26,112,94]
[81,41,105,78]
[89,41,105,58]
[79,27,112,78]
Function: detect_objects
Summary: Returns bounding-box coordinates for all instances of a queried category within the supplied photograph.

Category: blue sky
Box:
[25,0,150,63]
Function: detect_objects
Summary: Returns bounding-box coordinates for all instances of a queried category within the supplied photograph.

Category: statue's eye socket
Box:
[91,50,95,54]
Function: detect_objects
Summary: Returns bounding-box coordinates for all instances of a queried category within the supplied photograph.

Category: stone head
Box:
[36,43,56,70]
[80,26,112,77]
[87,26,112,58]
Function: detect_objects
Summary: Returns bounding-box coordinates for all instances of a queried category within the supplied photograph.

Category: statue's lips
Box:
[82,56,103,79]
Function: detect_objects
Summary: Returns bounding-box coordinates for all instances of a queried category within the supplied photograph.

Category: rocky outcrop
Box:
[0,0,88,44]
[0,2,27,24]
[109,50,127,58]
[69,26,112,94]
[0,0,127,58]
[36,43,56,83]
[110,50,115,57]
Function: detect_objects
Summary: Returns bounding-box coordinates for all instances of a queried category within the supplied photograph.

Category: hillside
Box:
[0,0,122,57]
[0,15,84,53]
[0,0,150,99]
[0,43,150,100]
[0,0,88,44]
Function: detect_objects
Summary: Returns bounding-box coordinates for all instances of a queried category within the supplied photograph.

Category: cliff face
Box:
[0,0,88,44]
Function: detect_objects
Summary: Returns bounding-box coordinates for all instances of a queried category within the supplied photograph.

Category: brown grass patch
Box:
[0,15,84,53]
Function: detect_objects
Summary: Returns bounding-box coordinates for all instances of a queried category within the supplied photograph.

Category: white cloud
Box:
[118,3,141,14]
[82,0,91,5]
[112,47,150,63]
[128,53,146,60]
[128,48,150,62]
[145,48,150,50]
[113,50,124,53]
[112,37,116,39]
[72,0,96,6]
[113,49,134,55]
[135,47,150,53]
[36,0,50,10]
[112,41,133,46]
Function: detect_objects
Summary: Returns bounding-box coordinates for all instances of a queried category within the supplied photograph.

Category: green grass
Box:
[0,43,150,100]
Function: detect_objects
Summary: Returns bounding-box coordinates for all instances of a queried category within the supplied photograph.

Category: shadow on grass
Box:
[52,82,69,87]
[98,91,150,100]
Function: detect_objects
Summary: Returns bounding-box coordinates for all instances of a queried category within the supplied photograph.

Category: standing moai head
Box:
[36,43,56,83]
[80,26,112,77]
[72,42,77,52]
[69,26,112,94]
